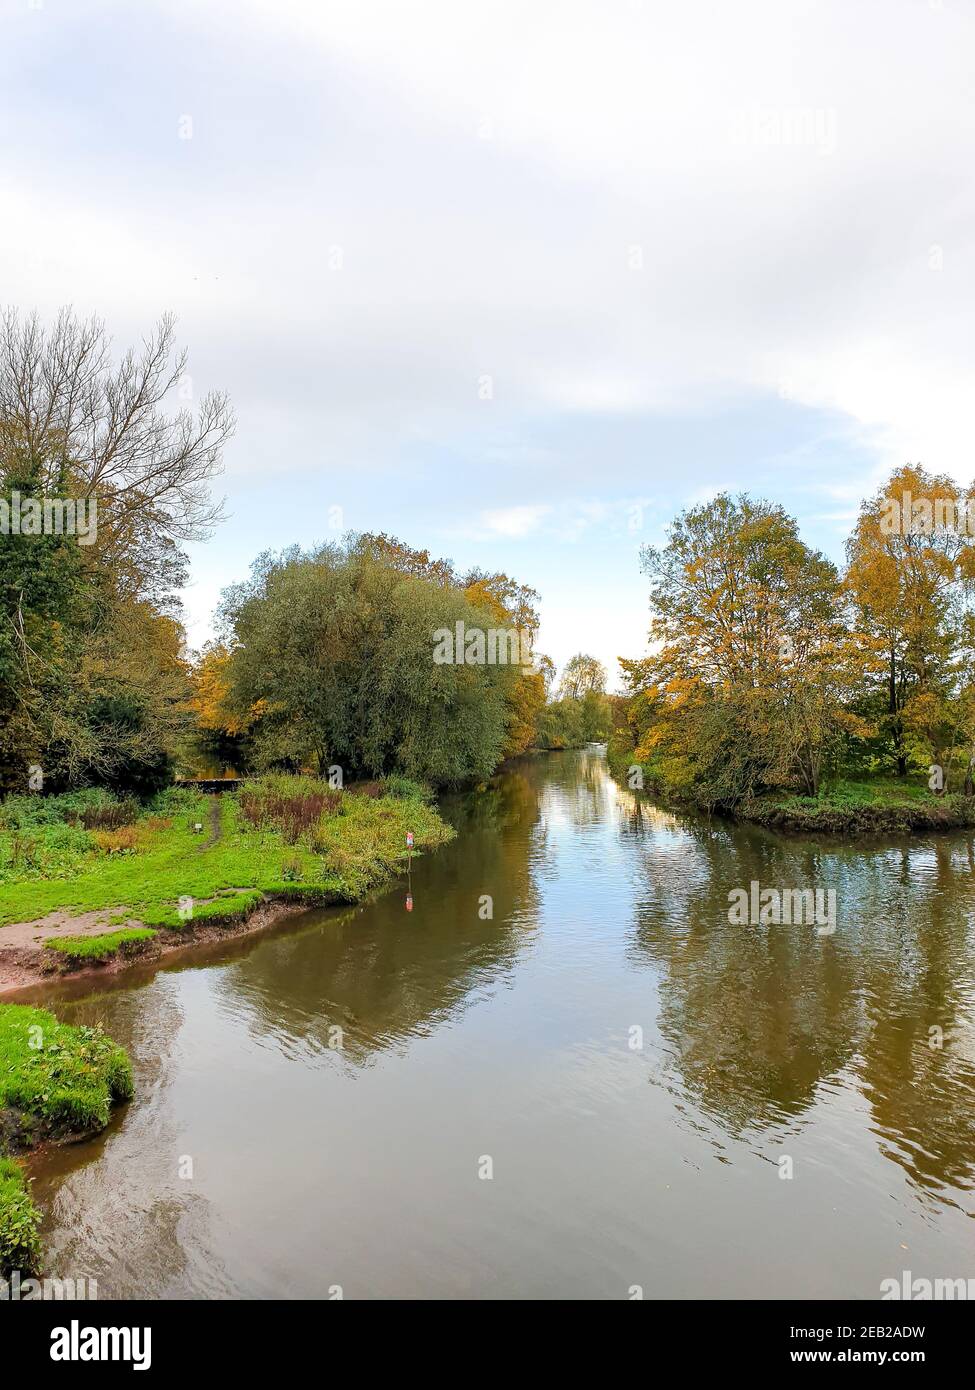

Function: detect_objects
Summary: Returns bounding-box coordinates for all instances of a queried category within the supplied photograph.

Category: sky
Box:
[2,0,974,689]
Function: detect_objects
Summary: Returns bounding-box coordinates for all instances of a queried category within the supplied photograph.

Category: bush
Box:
[0,1157,41,1278]
[92,826,139,854]
[0,820,94,884]
[0,1004,133,1134]
[0,787,117,831]
[378,775,431,801]
[280,854,304,882]
[239,774,342,843]
[76,799,139,831]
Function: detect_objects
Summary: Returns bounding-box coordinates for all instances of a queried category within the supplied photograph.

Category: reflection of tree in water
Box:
[856,837,975,1205]
[531,746,615,831]
[29,977,225,1295]
[625,796,975,1205]
[210,762,546,1064]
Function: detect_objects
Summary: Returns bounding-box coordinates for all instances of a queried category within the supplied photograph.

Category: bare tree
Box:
[0,307,234,544]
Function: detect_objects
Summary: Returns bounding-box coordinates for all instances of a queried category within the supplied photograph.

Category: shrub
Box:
[380,775,432,801]
[0,787,115,831]
[239,775,342,844]
[0,1157,41,1277]
[0,1005,133,1134]
[76,799,139,831]
[280,854,304,882]
[92,826,139,854]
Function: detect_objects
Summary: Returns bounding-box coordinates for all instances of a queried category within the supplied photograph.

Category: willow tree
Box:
[219,538,536,786]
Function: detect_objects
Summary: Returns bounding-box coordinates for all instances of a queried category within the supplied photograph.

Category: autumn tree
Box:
[0,308,232,789]
[634,493,853,804]
[845,464,975,781]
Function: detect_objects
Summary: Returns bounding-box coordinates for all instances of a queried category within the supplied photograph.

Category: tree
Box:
[558,653,606,701]
[634,493,852,804]
[845,464,975,779]
[219,538,534,785]
[0,308,232,789]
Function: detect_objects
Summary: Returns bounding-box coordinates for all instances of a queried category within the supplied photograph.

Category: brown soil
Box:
[0,897,311,998]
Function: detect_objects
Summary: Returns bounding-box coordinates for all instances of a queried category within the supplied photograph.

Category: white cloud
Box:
[5,0,974,477]
[479,505,551,538]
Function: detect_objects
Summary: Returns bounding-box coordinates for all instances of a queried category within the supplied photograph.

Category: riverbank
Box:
[0,774,452,1277]
[0,1002,133,1277]
[739,787,975,834]
[0,775,453,993]
[607,745,975,835]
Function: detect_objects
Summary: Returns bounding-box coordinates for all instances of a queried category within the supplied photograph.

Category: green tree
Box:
[220,539,530,786]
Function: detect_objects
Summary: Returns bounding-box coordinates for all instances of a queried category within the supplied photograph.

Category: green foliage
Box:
[0,787,118,831]
[219,539,529,786]
[0,1156,41,1277]
[747,784,974,833]
[612,478,975,821]
[0,1001,133,1277]
[534,692,611,749]
[379,774,431,801]
[0,1003,133,1132]
[0,789,148,883]
[0,779,452,933]
[0,309,232,796]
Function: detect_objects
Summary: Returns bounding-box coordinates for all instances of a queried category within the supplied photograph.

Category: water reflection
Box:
[205,764,546,1063]
[621,779,975,1209]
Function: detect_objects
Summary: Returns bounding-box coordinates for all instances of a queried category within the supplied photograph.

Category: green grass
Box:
[0,775,451,1277]
[0,777,453,934]
[0,1002,133,1132]
[43,927,157,962]
[0,1002,134,1278]
[773,777,934,809]
[746,776,975,833]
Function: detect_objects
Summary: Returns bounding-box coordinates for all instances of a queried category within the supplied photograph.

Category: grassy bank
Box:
[0,774,453,964]
[0,772,452,1276]
[741,781,975,834]
[0,1003,133,1277]
[607,741,975,835]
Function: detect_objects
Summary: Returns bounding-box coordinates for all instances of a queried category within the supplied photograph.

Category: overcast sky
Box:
[2,0,974,686]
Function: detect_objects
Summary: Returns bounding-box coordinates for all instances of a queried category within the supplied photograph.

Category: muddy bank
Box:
[0,896,313,998]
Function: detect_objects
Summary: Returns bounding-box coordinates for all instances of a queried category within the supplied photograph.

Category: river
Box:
[24,748,975,1299]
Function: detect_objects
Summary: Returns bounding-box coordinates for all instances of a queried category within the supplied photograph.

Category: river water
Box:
[25,749,975,1299]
